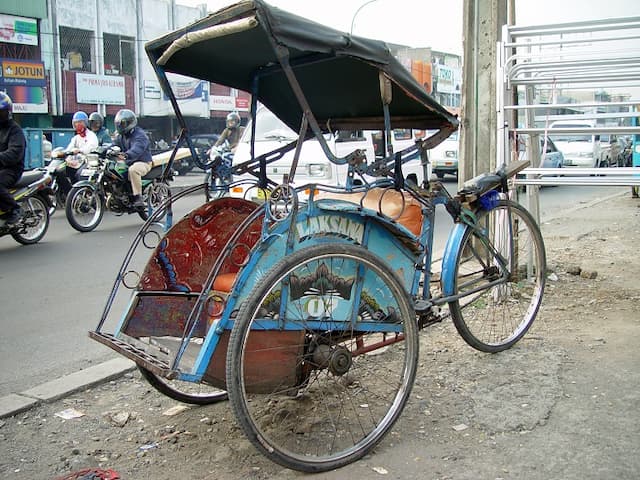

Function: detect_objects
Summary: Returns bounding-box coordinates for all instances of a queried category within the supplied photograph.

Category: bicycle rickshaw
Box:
[90,0,546,472]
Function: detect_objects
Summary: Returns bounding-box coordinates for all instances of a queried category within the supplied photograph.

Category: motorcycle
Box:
[204,140,233,198]
[64,145,172,233]
[48,148,105,214]
[0,168,54,245]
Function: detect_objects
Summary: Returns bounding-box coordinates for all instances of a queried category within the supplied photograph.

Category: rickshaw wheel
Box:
[138,366,227,405]
[226,243,418,473]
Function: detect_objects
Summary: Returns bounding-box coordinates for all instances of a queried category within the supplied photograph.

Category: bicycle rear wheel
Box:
[448,200,546,353]
[226,243,418,472]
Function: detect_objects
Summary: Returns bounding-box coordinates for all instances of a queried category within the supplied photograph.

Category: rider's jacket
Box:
[65,130,99,168]
[0,119,26,176]
[115,126,152,166]
[95,127,112,146]
[215,126,245,151]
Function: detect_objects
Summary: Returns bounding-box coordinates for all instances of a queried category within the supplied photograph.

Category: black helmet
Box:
[226,111,240,129]
[89,111,103,130]
[115,109,137,135]
[0,92,13,124]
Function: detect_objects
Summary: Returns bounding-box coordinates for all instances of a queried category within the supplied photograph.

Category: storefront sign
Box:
[3,85,48,113]
[144,80,161,99]
[0,59,45,87]
[210,95,249,112]
[76,73,126,105]
[436,65,461,94]
[166,79,208,101]
[0,14,38,46]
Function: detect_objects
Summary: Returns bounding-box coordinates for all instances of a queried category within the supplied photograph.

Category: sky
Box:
[176,0,640,55]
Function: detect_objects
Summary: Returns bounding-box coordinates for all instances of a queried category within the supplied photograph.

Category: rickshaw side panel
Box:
[139,197,262,293]
[202,330,305,392]
[120,197,262,340]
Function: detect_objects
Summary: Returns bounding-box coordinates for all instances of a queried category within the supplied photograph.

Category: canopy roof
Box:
[145,0,458,136]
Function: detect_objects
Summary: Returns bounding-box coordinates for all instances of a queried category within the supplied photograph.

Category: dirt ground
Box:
[1,192,638,480]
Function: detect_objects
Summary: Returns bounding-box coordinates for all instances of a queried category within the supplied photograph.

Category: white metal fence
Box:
[498,17,640,190]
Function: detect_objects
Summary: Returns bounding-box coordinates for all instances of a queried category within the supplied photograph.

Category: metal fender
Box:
[441,222,469,296]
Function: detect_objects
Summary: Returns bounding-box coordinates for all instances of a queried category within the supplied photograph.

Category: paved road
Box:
[0,174,626,397]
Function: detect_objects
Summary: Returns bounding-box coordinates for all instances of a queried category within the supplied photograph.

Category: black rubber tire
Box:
[448,200,546,353]
[138,366,227,405]
[65,185,104,233]
[226,243,418,472]
[144,182,171,221]
[11,194,50,245]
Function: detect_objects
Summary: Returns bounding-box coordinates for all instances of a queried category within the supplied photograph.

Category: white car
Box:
[428,129,459,179]
[549,120,608,168]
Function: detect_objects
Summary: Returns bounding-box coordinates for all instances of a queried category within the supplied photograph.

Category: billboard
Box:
[0,58,48,113]
[75,73,126,105]
[0,14,38,46]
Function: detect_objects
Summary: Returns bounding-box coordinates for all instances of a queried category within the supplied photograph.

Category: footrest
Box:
[89,331,177,379]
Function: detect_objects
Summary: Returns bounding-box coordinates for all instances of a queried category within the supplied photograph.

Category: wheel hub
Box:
[311,344,352,376]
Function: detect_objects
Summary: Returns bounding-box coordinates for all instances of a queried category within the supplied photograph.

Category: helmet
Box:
[0,92,13,123]
[72,111,89,128]
[114,109,137,135]
[226,111,240,129]
[89,112,103,131]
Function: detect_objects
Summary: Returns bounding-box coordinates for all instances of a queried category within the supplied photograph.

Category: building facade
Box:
[1,1,461,144]
[0,0,252,143]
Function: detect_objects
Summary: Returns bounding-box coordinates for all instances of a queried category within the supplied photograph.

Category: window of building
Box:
[59,26,94,72]
[103,33,135,76]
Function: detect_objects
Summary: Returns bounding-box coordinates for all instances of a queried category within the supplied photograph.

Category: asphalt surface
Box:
[0,172,627,420]
[0,170,207,419]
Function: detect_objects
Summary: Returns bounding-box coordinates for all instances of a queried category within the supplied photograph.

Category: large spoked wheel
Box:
[11,195,50,245]
[226,243,418,473]
[138,366,227,405]
[448,199,546,353]
[65,185,104,232]
[143,182,171,221]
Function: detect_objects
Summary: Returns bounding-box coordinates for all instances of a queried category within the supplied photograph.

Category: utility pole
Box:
[459,0,508,185]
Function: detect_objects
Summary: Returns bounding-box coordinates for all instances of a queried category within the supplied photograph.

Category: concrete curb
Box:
[0,358,135,419]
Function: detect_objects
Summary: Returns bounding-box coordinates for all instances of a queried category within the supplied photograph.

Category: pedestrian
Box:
[0,92,26,225]
[89,112,112,146]
[113,109,152,209]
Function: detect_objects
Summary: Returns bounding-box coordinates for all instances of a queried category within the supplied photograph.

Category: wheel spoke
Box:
[226,243,418,472]
[448,200,546,352]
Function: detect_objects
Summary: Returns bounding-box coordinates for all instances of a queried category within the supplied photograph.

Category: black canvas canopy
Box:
[145,0,458,140]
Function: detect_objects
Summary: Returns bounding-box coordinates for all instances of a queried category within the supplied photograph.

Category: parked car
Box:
[517,134,565,169]
[548,120,609,168]
[428,128,459,179]
[539,136,564,168]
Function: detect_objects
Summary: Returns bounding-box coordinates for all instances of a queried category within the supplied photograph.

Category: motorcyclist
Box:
[89,111,112,146]
[0,92,26,225]
[214,111,244,152]
[63,111,99,188]
[113,109,152,209]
